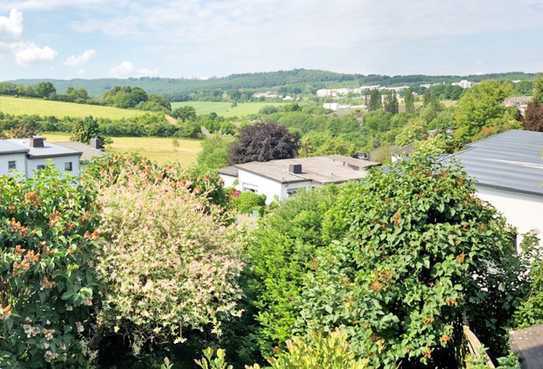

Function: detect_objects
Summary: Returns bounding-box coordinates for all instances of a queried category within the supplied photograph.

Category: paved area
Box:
[511,324,543,369]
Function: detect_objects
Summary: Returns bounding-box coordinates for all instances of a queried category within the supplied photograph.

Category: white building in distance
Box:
[219,155,380,204]
[0,137,85,178]
[452,80,474,89]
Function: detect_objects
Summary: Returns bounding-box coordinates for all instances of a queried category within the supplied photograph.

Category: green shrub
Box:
[0,168,100,368]
[232,192,266,215]
[248,156,526,368]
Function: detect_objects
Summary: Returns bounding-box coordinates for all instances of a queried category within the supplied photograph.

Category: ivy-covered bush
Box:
[248,156,526,368]
[0,168,100,368]
[95,170,244,356]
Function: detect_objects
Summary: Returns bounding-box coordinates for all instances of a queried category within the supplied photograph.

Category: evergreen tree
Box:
[384,92,399,114]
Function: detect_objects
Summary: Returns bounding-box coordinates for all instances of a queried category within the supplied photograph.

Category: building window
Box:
[37,164,46,170]
[65,162,73,171]
[8,161,16,170]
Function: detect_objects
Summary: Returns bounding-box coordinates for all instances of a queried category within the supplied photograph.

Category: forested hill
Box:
[11,69,538,99]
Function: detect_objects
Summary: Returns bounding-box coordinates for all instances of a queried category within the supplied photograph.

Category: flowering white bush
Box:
[96,176,244,352]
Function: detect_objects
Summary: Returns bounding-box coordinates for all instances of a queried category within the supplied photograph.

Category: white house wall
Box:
[219,174,239,189]
[26,155,81,178]
[477,185,543,244]
[0,153,27,177]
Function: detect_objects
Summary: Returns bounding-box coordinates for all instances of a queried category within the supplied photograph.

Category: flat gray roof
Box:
[0,140,29,155]
[218,165,238,177]
[1,139,82,159]
[55,141,104,161]
[235,155,380,184]
[451,130,543,196]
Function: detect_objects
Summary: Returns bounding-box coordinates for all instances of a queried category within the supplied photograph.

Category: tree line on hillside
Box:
[0,82,172,113]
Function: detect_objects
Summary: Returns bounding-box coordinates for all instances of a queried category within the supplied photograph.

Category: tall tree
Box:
[524,102,543,132]
[404,89,416,113]
[368,89,382,111]
[229,122,299,164]
[533,75,543,104]
[35,82,56,98]
[71,116,100,144]
[383,92,399,114]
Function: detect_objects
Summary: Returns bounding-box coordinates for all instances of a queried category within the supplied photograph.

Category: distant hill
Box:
[10,69,539,100]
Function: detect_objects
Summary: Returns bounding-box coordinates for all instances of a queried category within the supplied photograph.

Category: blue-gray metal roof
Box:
[0,140,28,154]
[452,130,543,196]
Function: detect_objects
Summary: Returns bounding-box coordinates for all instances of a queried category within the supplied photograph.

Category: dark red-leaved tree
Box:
[523,102,543,132]
[229,122,300,164]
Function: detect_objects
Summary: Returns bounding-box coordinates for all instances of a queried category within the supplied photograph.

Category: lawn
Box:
[0,96,147,119]
[171,101,284,117]
[44,133,202,166]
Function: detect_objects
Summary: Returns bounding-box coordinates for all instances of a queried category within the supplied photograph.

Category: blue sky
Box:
[0,0,542,80]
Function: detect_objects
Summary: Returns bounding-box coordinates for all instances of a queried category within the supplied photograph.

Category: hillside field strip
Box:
[171,101,284,117]
[0,96,147,119]
[44,133,202,166]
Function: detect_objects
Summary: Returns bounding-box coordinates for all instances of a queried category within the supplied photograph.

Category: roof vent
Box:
[289,163,302,174]
[30,136,45,148]
[90,137,104,150]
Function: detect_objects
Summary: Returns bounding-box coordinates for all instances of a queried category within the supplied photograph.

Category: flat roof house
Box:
[451,130,543,243]
[0,137,83,178]
[219,155,380,204]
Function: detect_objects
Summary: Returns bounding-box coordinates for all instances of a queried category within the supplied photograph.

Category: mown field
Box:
[45,133,202,166]
[0,96,147,119]
[171,101,284,117]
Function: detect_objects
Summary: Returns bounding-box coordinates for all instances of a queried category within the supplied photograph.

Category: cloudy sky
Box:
[0,0,542,80]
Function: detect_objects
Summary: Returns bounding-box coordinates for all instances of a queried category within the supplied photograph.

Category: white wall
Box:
[237,169,313,204]
[0,153,27,177]
[477,185,543,244]
[27,155,81,178]
[219,174,238,189]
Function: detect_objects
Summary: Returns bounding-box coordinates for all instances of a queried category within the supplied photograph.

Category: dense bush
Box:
[248,156,526,368]
[197,135,233,171]
[231,192,266,215]
[0,168,100,368]
[95,171,244,356]
[523,102,543,132]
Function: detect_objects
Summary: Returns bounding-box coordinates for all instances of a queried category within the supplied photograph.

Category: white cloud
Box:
[0,0,121,11]
[0,9,23,37]
[15,43,57,65]
[110,61,159,78]
[64,48,96,66]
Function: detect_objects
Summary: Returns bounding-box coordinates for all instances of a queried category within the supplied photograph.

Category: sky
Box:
[0,0,542,80]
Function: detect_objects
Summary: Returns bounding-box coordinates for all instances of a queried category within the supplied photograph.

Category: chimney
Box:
[90,137,104,150]
[30,136,45,148]
[289,163,302,174]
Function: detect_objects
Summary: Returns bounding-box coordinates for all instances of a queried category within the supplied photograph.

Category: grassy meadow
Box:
[44,133,202,166]
[0,96,147,119]
[172,101,284,117]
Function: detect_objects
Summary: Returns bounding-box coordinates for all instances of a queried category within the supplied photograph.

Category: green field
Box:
[0,96,147,119]
[171,101,283,117]
[45,133,202,166]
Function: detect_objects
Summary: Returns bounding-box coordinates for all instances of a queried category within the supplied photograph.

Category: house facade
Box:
[451,130,543,244]
[219,155,380,204]
[0,137,83,178]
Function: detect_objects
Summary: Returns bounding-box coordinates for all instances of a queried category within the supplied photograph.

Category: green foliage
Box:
[250,330,369,369]
[102,86,149,109]
[383,93,399,114]
[232,192,266,215]
[35,82,57,98]
[454,81,520,143]
[299,131,356,157]
[247,186,338,354]
[197,135,233,171]
[173,105,198,121]
[70,115,100,143]
[404,89,416,113]
[368,90,382,111]
[0,167,100,368]
[533,75,543,104]
[513,231,543,328]
[249,157,525,368]
[195,348,233,369]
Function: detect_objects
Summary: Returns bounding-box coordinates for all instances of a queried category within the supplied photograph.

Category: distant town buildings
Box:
[452,80,474,89]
